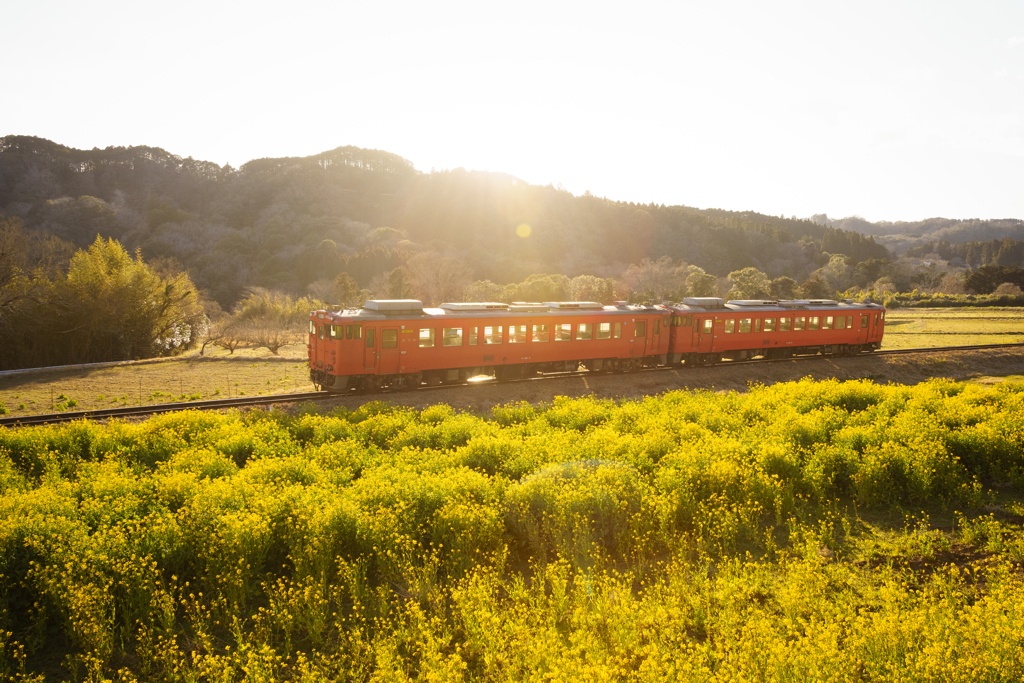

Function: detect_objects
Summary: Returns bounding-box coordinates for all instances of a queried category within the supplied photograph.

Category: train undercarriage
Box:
[309,342,881,393]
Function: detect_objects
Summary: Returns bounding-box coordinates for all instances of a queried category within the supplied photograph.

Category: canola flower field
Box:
[1,379,1023,682]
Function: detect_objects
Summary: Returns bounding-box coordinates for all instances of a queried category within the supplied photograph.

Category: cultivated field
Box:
[882,307,1024,349]
[0,379,1022,681]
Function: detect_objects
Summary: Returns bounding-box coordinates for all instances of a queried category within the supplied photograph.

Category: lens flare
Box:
[516,223,532,238]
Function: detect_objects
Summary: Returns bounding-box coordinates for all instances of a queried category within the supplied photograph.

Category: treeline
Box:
[0,217,204,370]
[905,238,1024,268]
[1,135,891,308]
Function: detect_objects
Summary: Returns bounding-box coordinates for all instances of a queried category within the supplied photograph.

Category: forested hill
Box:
[811,214,1024,256]
[1,135,889,306]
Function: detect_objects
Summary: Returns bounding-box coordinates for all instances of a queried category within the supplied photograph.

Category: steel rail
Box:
[4,342,1023,428]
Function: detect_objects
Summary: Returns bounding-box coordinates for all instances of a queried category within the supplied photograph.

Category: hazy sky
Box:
[4,1,1022,222]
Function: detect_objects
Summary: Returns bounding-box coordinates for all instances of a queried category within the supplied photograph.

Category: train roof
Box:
[311,299,669,322]
[668,298,885,313]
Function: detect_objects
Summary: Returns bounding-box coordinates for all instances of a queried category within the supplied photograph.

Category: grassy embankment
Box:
[1,378,1023,681]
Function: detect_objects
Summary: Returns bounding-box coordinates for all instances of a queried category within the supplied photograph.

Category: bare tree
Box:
[406,252,471,305]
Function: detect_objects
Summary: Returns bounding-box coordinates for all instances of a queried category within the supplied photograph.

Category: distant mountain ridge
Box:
[809,213,1024,254]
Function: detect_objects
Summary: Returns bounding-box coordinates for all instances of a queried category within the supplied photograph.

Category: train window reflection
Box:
[764,318,775,332]
[738,318,751,333]
[577,323,593,340]
[597,322,611,339]
[724,319,735,333]
[382,329,397,349]
[555,324,572,341]
[809,317,820,330]
[443,328,462,346]
[419,328,435,347]
[484,326,503,344]
[780,318,791,331]
[532,324,550,341]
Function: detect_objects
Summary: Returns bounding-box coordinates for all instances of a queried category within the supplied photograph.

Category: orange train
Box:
[308,297,886,391]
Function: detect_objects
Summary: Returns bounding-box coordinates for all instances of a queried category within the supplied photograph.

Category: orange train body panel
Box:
[308,298,886,391]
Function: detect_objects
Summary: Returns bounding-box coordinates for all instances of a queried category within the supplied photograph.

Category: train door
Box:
[651,316,662,353]
[691,317,715,353]
[634,319,649,357]
[380,327,401,374]
[313,320,327,370]
[308,320,316,366]
[364,327,378,371]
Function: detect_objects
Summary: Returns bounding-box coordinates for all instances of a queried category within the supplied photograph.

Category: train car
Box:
[665,297,886,365]
[308,300,671,391]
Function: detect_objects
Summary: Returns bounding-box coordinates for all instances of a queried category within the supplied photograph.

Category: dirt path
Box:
[301,348,1024,414]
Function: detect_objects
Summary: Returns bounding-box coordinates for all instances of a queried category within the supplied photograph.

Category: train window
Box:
[382,329,397,349]
[341,325,348,339]
[354,324,362,339]
[861,315,868,329]
[703,319,713,334]
[846,316,853,328]
[309,320,316,335]
[794,317,805,331]
[317,325,324,340]
[635,320,647,337]
[874,314,879,326]
[614,322,622,339]
[881,311,886,321]
[739,318,751,333]
[419,328,435,348]
[443,328,463,346]
[469,327,478,345]
[764,318,775,332]
[779,317,791,332]
[533,324,550,341]
[809,317,820,330]
[671,315,680,326]
[555,323,572,341]
[823,316,833,330]
[755,319,761,333]
[597,322,611,339]
[577,323,593,340]
[484,326,503,344]
[509,325,527,343]
[724,319,735,334]
[682,316,692,327]
[366,328,375,348]
[654,319,661,335]
[835,316,845,330]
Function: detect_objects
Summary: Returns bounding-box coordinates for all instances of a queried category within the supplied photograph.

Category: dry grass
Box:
[0,344,314,416]
[882,307,1024,349]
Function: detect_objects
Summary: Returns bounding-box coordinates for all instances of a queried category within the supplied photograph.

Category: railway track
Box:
[4,342,1023,428]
